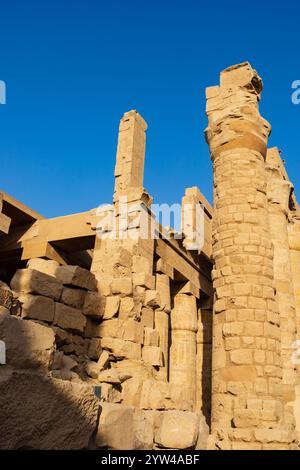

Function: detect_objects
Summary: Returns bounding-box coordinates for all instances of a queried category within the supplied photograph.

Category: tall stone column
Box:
[155,274,171,381]
[196,296,212,422]
[288,215,300,438]
[288,216,300,348]
[205,62,296,449]
[266,148,298,406]
[170,292,197,411]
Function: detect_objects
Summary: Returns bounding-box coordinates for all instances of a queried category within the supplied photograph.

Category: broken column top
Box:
[205,61,271,160]
[206,62,263,102]
[220,61,263,97]
[114,109,151,205]
[119,109,148,132]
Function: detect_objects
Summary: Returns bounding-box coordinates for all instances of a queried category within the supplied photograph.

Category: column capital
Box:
[205,62,271,161]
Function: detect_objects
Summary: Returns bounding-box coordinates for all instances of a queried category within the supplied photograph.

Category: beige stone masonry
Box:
[266,147,298,406]
[170,293,197,411]
[205,62,294,449]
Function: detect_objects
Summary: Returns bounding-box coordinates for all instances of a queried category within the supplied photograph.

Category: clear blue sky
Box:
[1,0,300,217]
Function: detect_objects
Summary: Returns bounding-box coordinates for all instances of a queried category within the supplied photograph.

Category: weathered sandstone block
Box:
[111,278,132,296]
[11,269,62,301]
[132,255,152,275]
[156,274,171,312]
[155,310,169,381]
[114,359,153,381]
[54,302,86,333]
[19,293,55,323]
[27,258,59,277]
[0,370,99,449]
[144,327,159,347]
[98,318,125,338]
[141,307,154,328]
[0,311,55,370]
[103,295,120,319]
[87,338,102,360]
[132,273,155,289]
[142,345,162,366]
[86,361,100,378]
[195,415,210,450]
[123,319,144,343]
[0,281,13,310]
[144,290,161,308]
[100,383,122,403]
[98,368,121,384]
[140,380,174,410]
[83,291,104,319]
[155,411,199,449]
[97,350,110,371]
[61,286,86,309]
[134,410,154,450]
[56,265,97,291]
[95,403,135,450]
[119,296,135,318]
[101,337,141,360]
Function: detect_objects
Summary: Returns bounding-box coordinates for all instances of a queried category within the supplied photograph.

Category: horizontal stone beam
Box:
[0,212,11,235]
[0,208,212,295]
[155,237,212,297]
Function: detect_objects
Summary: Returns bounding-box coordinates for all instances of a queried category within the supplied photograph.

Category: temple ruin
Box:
[1,61,300,450]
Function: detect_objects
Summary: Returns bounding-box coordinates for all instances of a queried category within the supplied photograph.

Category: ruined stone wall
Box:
[0,255,209,450]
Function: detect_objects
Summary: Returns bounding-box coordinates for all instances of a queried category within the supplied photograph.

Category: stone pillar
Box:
[170,293,197,411]
[196,296,212,422]
[91,110,154,294]
[181,186,212,258]
[205,62,296,449]
[288,216,300,348]
[155,274,171,381]
[114,110,147,197]
[266,148,298,406]
[155,310,170,381]
[90,110,158,383]
[288,215,300,439]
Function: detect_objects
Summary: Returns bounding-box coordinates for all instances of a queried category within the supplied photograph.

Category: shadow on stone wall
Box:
[0,311,100,450]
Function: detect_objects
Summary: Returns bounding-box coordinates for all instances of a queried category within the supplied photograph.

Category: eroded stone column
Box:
[155,274,171,381]
[205,62,296,449]
[266,148,297,407]
[288,216,300,348]
[288,215,300,439]
[196,296,212,422]
[170,293,197,411]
